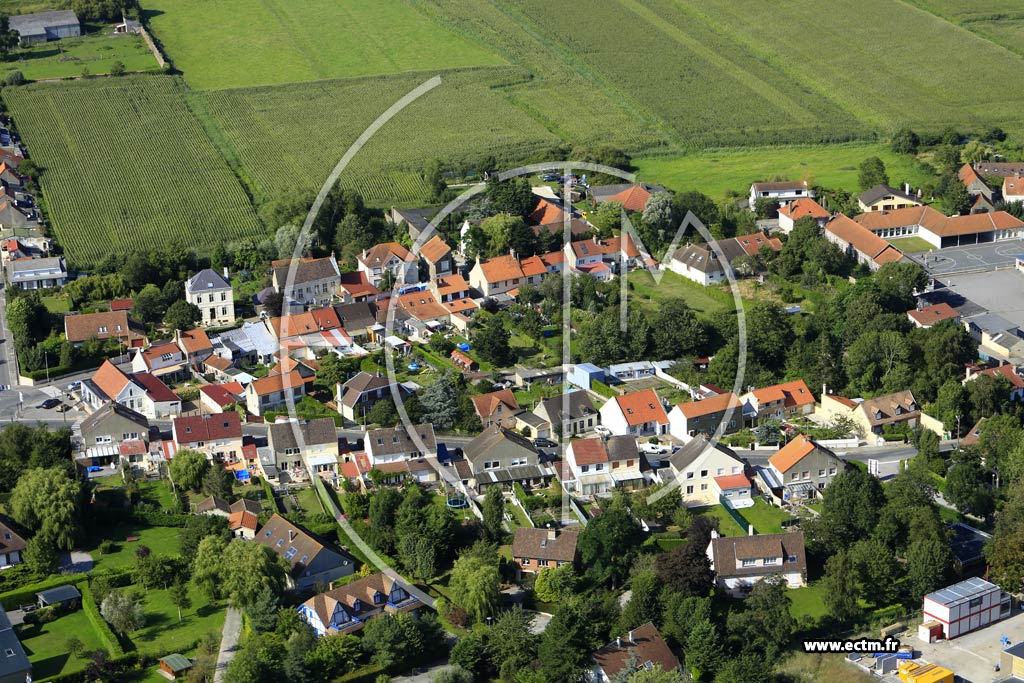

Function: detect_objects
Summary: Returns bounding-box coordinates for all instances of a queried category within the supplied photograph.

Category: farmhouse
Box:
[297,573,420,636]
[77,402,150,467]
[336,371,406,422]
[258,514,356,590]
[668,243,726,285]
[9,10,80,45]
[963,362,1024,402]
[663,435,746,507]
[592,182,667,209]
[598,388,669,437]
[706,530,807,595]
[7,255,67,290]
[565,435,644,495]
[185,268,235,327]
[818,390,920,438]
[973,161,1024,177]
[65,310,147,348]
[959,163,993,201]
[519,251,564,285]
[511,527,579,576]
[748,180,812,210]
[856,183,922,213]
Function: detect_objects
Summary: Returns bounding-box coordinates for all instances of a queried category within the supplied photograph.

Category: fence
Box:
[719,493,752,534]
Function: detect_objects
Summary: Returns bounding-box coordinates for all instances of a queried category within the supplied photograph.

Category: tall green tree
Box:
[9,467,80,550]
[419,371,461,431]
[822,548,860,621]
[905,537,952,599]
[851,539,901,606]
[578,508,643,587]
[537,602,591,683]
[651,299,707,359]
[170,449,210,492]
[448,543,501,623]
[726,577,796,659]
[481,485,504,541]
[473,314,514,367]
[618,570,663,631]
[685,619,724,681]
[164,299,202,331]
[858,156,889,190]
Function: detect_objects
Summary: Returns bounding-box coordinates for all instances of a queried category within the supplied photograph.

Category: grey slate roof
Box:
[465,425,539,464]
[710,531,806,579]
[671,244,723,274]
[9,10,78,36]
[37,584,81,604]
[186,268,231,294]
[668,435,740,472]
[366,423,436,457]
[857,184,918,206]
[0,608,30,679]
[269,418,337,451]
[273,257,340,287]
[79,401,149,434]
[537,391,596,424]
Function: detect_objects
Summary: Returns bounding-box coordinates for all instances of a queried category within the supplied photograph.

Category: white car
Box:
[640,443,667,455]
[594,425,612,436]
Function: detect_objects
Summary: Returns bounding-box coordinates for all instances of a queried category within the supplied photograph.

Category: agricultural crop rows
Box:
[196,67,560,206]
[4,77,262,265]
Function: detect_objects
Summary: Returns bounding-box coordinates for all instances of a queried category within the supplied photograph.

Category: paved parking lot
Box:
[921,239,1024,275]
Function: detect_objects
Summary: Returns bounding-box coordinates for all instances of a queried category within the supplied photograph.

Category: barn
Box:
[9,11,81,45]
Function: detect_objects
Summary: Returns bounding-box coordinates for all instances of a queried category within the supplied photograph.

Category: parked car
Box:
[594,425,612,436]
[542,173,560,181]
[37,398,60,409]
[86,466,102,473]
[67,381,81,391]
[533,438,558,448]
[640,443,667,455]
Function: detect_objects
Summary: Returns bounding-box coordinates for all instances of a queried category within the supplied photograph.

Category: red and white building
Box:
[920,578,1010,642]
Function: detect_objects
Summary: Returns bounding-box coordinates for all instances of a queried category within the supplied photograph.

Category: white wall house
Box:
[598,389,669,437]
[185,269,235,327]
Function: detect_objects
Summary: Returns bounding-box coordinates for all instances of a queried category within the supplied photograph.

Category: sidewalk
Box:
[213,607,242,683]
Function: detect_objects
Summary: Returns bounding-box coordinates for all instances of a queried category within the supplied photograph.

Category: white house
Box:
[171,413,243,463]
[468,254,524,298]
[706,530,807,596]
[80,360,181,419]
[7,255,67,289]
[364,423,436,465]
[185,268,235,327]
[777,198,830,233]
[748,180,812,211]
[357,242,417,289]
[1003,175,1024,204]
[668,243,726,286]
[564,435,644,496]
[598,389,668,437]
[663,435,746,507]
[668,392,743,440]
[296,573,419,636]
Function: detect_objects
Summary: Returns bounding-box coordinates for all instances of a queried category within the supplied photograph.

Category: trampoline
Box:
[458,343,471,351]
[446,497,469,509]
[408,362,420,371]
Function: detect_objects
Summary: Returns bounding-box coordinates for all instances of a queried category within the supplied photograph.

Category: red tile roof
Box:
[674,392,742,419]
[570,438,608,466]
[418,235,452,263]
[109,299,133,311]
[593,624,680,679]
[174,412,242,443]
[746,380,815,410]
[734,231,783,255]
[201,383,242,408]
[1004,175,1024,198]
[826,214,904,265]
[92,360,131,399]
[907,303,959,326]
[974,363,1024,389]
[229,510,259,532]
[132,372,179,403]
[605,185,652,212]
[472,389,520,418]
[714,473,750,490]
[529,199,568,225]
[478,254,524,283]
[359,242,413,267]
[769,434,817,474]
[778,198,830,221]
[249,370,305,396]
[177,328,212,355]
[611,389,668,426]
[338,271,379,298]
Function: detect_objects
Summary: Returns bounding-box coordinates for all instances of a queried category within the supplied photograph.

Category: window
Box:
[717,468,723,475]
[791,473,799,481]
[829,467,837,475]
[595,463,604,471]
[801,471,809,480]
[95,435,112,444]
[685,485,693,495]
[686,472,694,480]
[742,559,756,567]
[522,558,530,565]
[627,459,634,467]
[539,560,549,567]
[969,597,983,609]
[700,483,708,491]
[700,469,708,478]
[787,555,798,563]
[818,469,825,477]
[581,464,589,473]
[612,461,620,469]
[763,557,778,565]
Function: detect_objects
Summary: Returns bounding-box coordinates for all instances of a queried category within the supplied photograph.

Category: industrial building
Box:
[920,577,1011,641]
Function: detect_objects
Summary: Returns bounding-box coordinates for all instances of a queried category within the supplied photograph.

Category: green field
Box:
[1,32,159,81]
[627,270,736,317]
[144,0,504,90]
[634,143,940,199]
[4,76,263,265]
[17,609,107,679]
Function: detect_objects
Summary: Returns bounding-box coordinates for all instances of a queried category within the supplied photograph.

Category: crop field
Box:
[0,32,159,80]
[674,0,1024,133]
[144,0,504,90]
[4,76,263,265]
[634,143,938,199]
[194,67,560,206]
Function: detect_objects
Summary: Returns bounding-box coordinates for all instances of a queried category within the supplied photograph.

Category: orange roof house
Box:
[778,198,830,225]
[740,380,815,422]
[907,303,960,328]
[825,214,905,269]
[471,389,520,429]
[605,184,652,212]
[599,388,669,436]
[529,198,569,225]
[767,434,845,498]
[418,235,452,264]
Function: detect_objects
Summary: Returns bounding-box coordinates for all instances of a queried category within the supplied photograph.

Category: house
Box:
[598,389,669,437]
[824,214,905,271]
[668,392,743,440]
[964,313,1024,362]
[706,530,807,595]
[664,435,746,507]
[9,10,80,44]
[80,360,181,419]
[175,328,214,368]
[767,434,844,501]
[464,425,553,492]
[534,391,598,437]
[211,321,277,366]
[131,341,187,384]
[567,363,605,391]
[272,256,341,308]
[564,239,613,280]
[958,163,992,201]
[963,362,1024,401]
[185,269,235,328]
[172,413,243,463]
[418,235,455,280]
[714,473,754,509]
[948,522,991,577]
[1004,174,1024,204]
[519,251,565,286]
[199,382,244,413]
[195,496,230,517]
[565,435,644,495]
[748,180,812,211]
[511,527,579,576]
[297,572,420,636]
[472,389,521,430]
[77,402,150,468]
[364,423,436,465]
[907,303,960,328]
[357,242,417,289]
[667,242,727,285]
[972,161,1024,177]
[853,390,921,436]
[229,510,259,540]
[268,418,339,479]
[777,198,830,233]
[389,207,437,242]
[336,372,404,422]
[591,182,667,206]
[244,371,307,417]
[0,518,25,568]
[468,254,523,298]
[7,255,67,289]
[158,654,193,680]
[0,609,31,683]
[450,349,477,371]
[36,585,81,609]
[336,271,381,304]
[921,578,1010,641]
[64,310,146,349]
[591,623,681,683]
[857,184,922,213]
[739,379,815,425]
[999,643,1024,681]
[257,514,356,590]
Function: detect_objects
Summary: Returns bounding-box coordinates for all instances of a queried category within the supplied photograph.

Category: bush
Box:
[98,540,117,555]
[81,582,125,657]
[3,71,25,87]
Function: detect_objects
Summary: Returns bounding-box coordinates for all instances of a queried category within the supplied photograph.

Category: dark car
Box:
[37,398,61,409]
[542,173,560,181]
[86,466,102,473]
[533,438,558,448]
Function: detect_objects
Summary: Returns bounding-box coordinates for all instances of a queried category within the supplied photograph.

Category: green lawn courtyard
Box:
[692,501,794,536]
[1,31,160,81]
[89,525,183,571]
[16,609,106,679]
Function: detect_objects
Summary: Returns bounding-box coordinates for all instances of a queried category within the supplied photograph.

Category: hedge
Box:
[0,573,90,611]
[130,510,190,527]
[39,653,151,683]
[335,663,385,683]
[262,477,280,513]
[80,582,125,657]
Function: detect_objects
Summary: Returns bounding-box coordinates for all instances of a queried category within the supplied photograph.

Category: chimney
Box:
[547,528,557,541]
[222,266,229,280]
[748,524,755,536]
[288,529,296,542]
[822,383,827,398]
[904,182,910,194]
[616,636,621,648]
[628,630,635,644]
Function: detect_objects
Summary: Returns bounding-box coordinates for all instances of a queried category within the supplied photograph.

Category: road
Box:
[213,607,242,683]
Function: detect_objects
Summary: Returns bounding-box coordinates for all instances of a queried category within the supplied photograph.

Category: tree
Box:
[362,612,441,670]
[109,59,125,76]
[726,577,796,659]
[202,465,235,500]
[432,667,474,683]
[366,399,397,426]
[9,467,80,550]
[851,539,901,606]
[685,619,724,680]
[642,192,674,233]
[131,283,166,324]
[537,602,591,683]
[810,467,885,553]
[942,178,972,215]
[946,456,994,516]
[473,315,514,367]
[170,577,191,622]
[170,449,210,492]
[891,128,920,155]
[191,534,228,601]
[0,15,18,61]
[578,507,643,587]
[488,607,537,675]
[220,539,287,607]
[420,371,461,431]
[165,299,201,331]
[934,144,962,172]
[275,223,311,260]
[449,633,486,678]
[712,655,773,683]
[246,586,280,633]
[180,514,230,563]
[486,176,535,217]
[101,590,145,633]
[24,532,60,575]
[858,157,889,190]
[482,485,504,541]
[662,594,711,647]
[905,537,951,599]
[448,544,500,623]
[534,563,577,604]
[591,201,624,234]
[655,536,713,597]
[619,570,663,631]
[651,299,706,360]
[3,70,24,86]
[308,633,361,680]
[822,548,860,621]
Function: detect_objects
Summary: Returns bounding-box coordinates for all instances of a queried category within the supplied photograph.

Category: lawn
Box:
[16,609,106,679]
[41,294,71,314]
[886,235,935,253]
[144,0,504,90]
[691,504,746,536]
[736,500,793,535]
[89,525,183,571]
[294,486,326,516]
[787,582,830,620]
[627,269,735,318]
[0,31,159,81]
[130,583,226,656]
[634,143,938,199]
[505,499,533,530]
